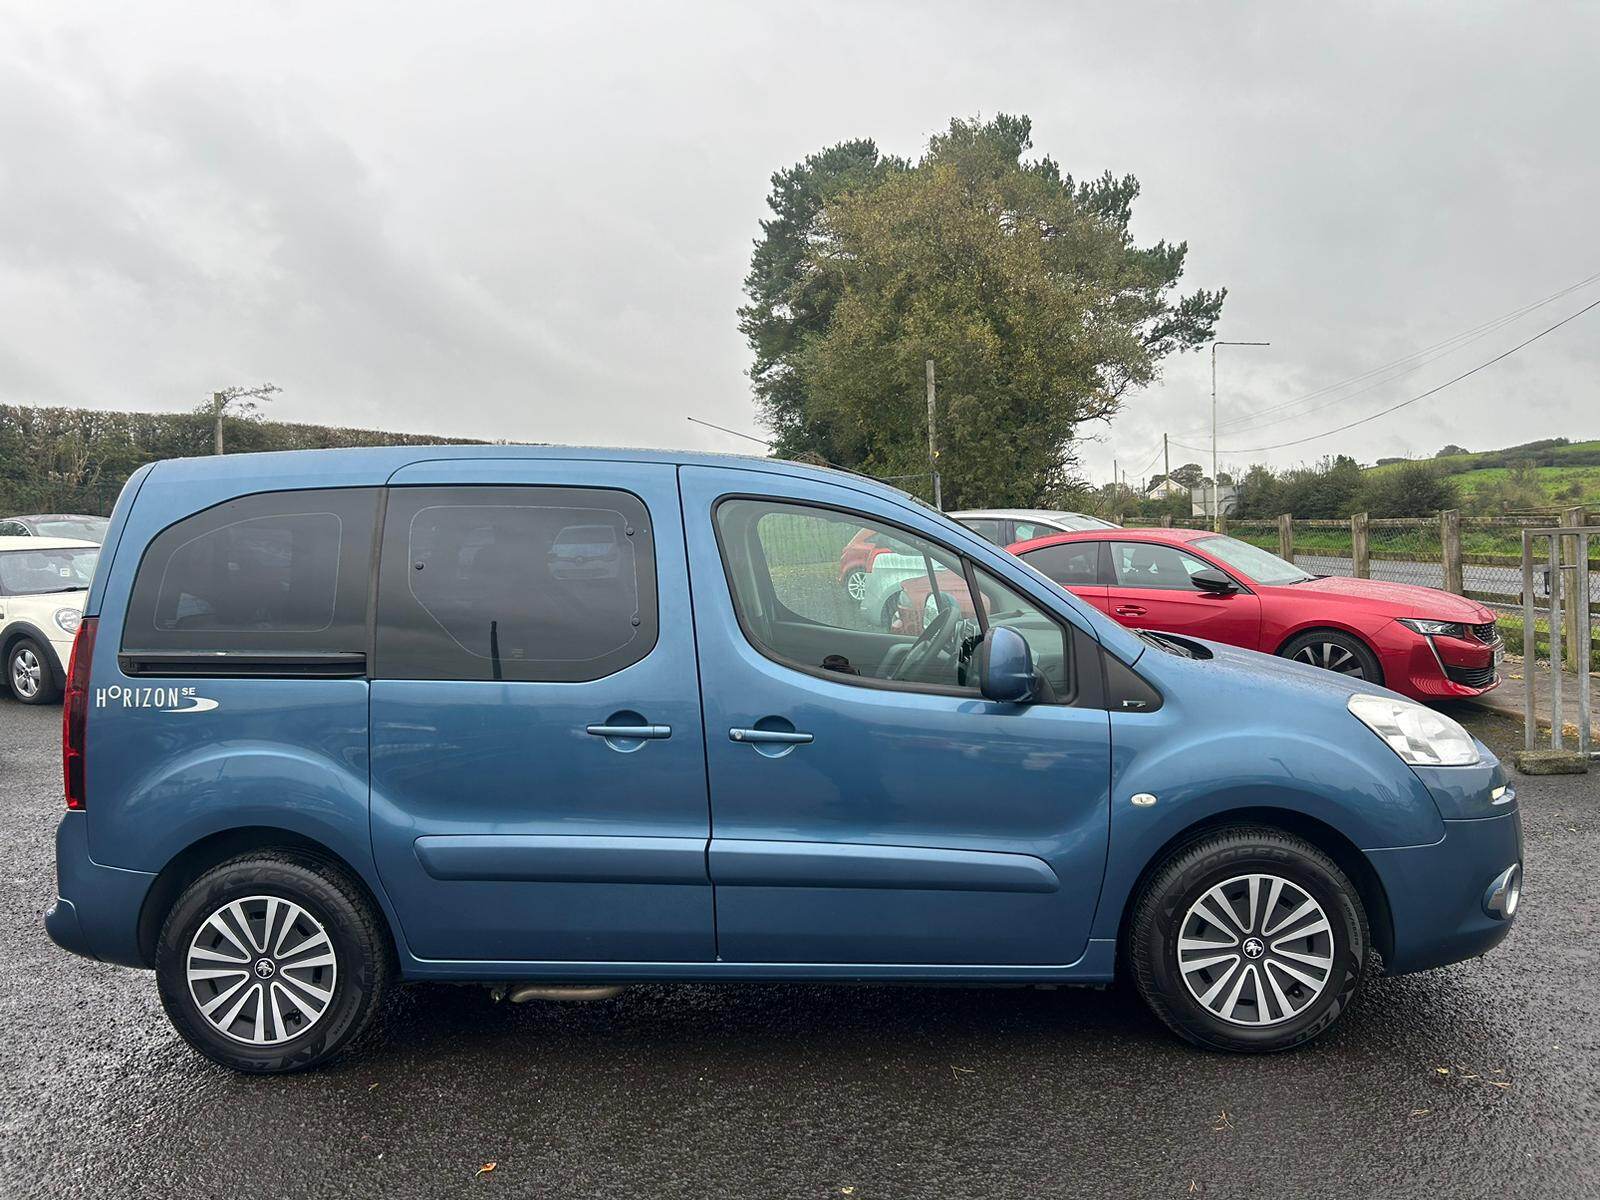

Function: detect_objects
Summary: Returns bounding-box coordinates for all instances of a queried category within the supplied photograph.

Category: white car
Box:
[0,536,99,703]
[948,508,1118,545]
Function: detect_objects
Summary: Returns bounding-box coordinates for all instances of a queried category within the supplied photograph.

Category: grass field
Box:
[1365,439,1600,506]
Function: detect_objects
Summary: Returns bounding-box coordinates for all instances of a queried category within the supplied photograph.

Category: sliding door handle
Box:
[586,724,672,739]
[729,728,814,745]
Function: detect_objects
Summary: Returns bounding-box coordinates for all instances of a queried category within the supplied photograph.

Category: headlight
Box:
[1399,618,1466,638]
[1347,693,1479,766]
[54,608,81,635]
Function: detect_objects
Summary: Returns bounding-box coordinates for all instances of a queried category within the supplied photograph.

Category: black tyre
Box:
[156,852,392,1073]
[7,637,60,704]
[1129,826,1368,1053]
[1279,629,1382,684]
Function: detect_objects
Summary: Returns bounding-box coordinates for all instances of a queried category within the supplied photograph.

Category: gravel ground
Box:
[0,694,1596,1199]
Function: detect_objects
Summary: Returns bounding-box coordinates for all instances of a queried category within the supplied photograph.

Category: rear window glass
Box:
[375,486,657,682]
[123,489,378,656]
[0,546,99,595]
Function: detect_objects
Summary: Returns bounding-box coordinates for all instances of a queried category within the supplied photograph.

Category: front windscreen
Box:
[1192,535,1312,585]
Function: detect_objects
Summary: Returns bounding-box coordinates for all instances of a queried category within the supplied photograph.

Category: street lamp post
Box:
[1211,340,1271,531]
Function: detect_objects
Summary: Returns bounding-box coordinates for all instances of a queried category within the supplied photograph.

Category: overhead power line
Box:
[1180,268,1600,439]
[1222,295,1600,453]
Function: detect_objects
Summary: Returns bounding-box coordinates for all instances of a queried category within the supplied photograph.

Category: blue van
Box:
[46,447,1522,1072]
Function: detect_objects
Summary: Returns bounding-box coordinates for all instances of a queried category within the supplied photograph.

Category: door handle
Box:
[586,724,672,739]
[1114,605,1147,616]
[729,728,814,745]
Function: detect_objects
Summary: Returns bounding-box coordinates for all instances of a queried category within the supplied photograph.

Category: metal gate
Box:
[1521,524,1596,756]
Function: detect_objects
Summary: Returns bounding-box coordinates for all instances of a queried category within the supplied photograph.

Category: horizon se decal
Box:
[94,685,219,713]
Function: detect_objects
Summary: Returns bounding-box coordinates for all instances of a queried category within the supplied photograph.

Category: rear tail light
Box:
[62,616,97,811]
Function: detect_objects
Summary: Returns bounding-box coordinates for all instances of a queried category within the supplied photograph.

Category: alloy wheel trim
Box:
[845,569,869,602]
[1291,641,1366,677]
[186,895,338,1046]
[11,647,41,698]
[1176,872,1336,1027]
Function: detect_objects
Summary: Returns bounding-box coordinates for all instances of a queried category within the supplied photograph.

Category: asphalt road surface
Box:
[2,696,1597,1199]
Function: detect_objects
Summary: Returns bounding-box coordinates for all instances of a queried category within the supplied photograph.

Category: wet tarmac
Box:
[1,696,1596,1198]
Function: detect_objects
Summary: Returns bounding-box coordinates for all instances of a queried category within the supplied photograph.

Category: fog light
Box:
[1484,864,1520,919]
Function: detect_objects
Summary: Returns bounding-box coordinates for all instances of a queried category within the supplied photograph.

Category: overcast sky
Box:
[3,2,1596,486]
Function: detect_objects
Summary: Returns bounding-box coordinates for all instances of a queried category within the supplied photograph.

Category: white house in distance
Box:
[1144,477,1187,500]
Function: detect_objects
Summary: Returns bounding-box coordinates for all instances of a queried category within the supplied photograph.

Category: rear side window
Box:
[959,518,1007,544]
[374,486,656,682]
[1019,541,1103,587]
[123,489,378,660]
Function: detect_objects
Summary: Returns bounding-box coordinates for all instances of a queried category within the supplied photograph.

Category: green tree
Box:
[1356,461,1460,517]
[741,115,1224,506]
[738,139,905,458]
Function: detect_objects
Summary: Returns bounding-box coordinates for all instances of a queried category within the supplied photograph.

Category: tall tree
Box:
[740,115,1224,506]
[737,140,905,459]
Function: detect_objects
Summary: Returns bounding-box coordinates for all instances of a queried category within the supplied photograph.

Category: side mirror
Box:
[1192,568,1238,594]
[979,626,1035,704]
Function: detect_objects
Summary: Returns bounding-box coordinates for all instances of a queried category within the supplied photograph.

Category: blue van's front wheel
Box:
[1129,827,1370,1053]
[155,852,392,1073]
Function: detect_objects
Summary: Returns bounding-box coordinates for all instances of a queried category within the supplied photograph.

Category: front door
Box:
[681,467,1112,967]
[1103,539,1262,648]
[369,460,712,963]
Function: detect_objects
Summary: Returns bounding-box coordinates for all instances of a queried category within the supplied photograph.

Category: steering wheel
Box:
[890,600,962,682]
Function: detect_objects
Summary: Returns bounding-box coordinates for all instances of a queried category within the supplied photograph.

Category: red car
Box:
[996,528,1502,702]
[837,527,907,603]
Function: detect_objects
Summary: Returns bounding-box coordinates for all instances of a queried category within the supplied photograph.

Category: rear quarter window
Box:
[121,489,379,658]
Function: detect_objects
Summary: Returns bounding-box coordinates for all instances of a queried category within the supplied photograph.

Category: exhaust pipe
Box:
[501,983,627,1004]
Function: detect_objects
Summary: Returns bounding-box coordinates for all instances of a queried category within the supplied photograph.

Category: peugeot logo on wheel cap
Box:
[1242,937,1265,959]
[254,958,276,979]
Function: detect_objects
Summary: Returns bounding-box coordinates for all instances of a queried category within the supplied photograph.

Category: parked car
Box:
[47,448,1520,1073]
[837,526,919,603]
[1,537,99,703]
[1009,528,1503,702]
[0,513,110,543]
[950,508,1118,546]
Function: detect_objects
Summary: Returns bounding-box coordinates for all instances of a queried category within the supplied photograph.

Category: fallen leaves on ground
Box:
[475,1162,497,1179]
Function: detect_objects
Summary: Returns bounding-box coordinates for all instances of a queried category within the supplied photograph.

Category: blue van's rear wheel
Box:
[156,852,392,1073]
[1128,826,1369,1053]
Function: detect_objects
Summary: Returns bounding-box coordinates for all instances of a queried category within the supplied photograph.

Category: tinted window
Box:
[0,521,27,536]
[124,489,377,657]
[959,518,1008,544]
[1109,541,1215,591]
[375,486,656,682]
[1020,541,1102,586]
[0,546,99,595]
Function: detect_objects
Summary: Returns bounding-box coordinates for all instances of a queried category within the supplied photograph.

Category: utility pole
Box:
[1211,341,1270,531]
[1163,432,1170,489]
[925,359,942,510]
[207,383,280,455]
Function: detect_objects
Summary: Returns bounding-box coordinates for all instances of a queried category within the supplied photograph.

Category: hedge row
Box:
[0,404,482,516]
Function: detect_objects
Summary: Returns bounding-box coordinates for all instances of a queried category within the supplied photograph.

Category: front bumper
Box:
[1366,806,1523,974]
[44,812,155,968]
[1381,624,1502,701]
